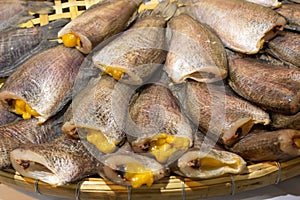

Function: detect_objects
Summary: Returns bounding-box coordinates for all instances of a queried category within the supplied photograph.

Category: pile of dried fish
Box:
[0,0,299,190]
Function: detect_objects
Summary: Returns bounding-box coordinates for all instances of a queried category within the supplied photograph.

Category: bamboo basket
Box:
[0,157,300,199]
[3,0,298,199]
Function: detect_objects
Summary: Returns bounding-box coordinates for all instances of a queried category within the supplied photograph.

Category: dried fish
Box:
[267,31,300,67]
[0,45,84,123]
[0,19,69,77]
[92,1,177,85]
[270,112,300,130]
[185,81,270,147]
[230,129,300,161]
[165,14,227,84]
[99,143,169,188]
[127,84,193,164]
[171,132,247,179]
[69,76,132,155]
[0,112,63,169]
[228,57,300,114]
[58,0,142,54]
[10,136,99,185]
[276,2,300,32]
[0,0,53,31]
[182,0,286,54]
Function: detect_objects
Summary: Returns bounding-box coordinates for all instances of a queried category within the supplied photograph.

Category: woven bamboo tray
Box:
[0,157,300,199]
[5,0,299,199]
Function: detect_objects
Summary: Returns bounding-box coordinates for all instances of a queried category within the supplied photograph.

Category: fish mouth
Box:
[59,32,92,54]
[132,133,190,163]
[177,150,245,178]
[81,128,118,154]
[10,149,61,185]
[2,98,40,121]
[257,17,286,52]
[102,155,155,188]
[222,118,270,147]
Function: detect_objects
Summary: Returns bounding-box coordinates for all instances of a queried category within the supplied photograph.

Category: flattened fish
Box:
[230,129,300,162]
[0,45,84,123]
[182,0,286,54]
[276,2,300,32]
[267,31,300,67]
[58,0,142,54]
[99,143,169,188]
[171,132,246,179]
[92,1,177,85]
[10,136,99,185]
[185,81,270,147]
[0,112,63,169]
[270,112,300,130]
[0,19,69,77]
[228,57,300,114]
[69,75,132,155]
[0,0,53,31]
[127,84,193,164]
[165,14,227,84]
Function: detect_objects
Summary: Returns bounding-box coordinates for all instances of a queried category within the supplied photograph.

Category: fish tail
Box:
[25,1,54,14]
[139,0,178,21]
[41,18,70,40]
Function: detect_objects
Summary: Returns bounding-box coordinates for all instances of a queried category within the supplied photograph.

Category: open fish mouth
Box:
[3,98,40,120]
[223,118,270,147]
[131,133,190,163]
[176,149,246,178]
[101,154,166,188]
[10,149,61,185]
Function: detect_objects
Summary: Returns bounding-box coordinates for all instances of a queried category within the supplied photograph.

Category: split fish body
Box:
[0,45,84,123]
[165,14,228,84]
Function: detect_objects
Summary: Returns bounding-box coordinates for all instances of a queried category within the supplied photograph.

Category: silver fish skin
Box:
[92,1,177,85]
[58,0,142,54]
[98,143,169,188]
[10,136,99,185]
[0,0,53,31]
[184,81,270,147]
[171,132,247,179]
[70,75,132,155]
[182,0,286,54]
[127,83,193,164]
[0,19,70,77]
[230,129,300,162]
[0,113,64,169]
[0,45,84,123]
[165,14,227,84]
[228,57,300,115]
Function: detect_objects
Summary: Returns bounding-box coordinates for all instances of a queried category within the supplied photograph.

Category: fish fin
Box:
[24,1,54,14]
[139,1,178,21]
[41,18,70,40]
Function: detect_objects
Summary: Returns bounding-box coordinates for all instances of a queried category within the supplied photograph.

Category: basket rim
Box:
[1,156,300,199]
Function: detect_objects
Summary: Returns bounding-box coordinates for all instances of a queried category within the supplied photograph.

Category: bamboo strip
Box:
[0,157,300,200]
[19,0,101,28]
